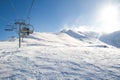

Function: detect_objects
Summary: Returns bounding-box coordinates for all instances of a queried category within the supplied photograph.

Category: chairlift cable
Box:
[8,0,18,18]
[27,0,35,19]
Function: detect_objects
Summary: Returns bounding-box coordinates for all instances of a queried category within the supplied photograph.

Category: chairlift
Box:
[21,25,34,35]
[5,25,13,31]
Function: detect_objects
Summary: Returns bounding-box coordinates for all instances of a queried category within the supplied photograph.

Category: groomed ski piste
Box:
[0,29,120,80]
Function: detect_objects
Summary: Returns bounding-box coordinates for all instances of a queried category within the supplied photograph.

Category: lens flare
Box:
[97,3,119,33]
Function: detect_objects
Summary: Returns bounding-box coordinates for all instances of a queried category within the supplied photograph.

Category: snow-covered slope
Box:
[0,31,120,80]
[61,29,111,48]
[100,31,120,48]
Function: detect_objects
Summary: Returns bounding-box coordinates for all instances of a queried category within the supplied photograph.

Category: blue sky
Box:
[0,0,119,40]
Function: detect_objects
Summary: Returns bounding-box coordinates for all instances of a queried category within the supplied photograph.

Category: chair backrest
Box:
[21,25,34,36]
[21,27,29,32]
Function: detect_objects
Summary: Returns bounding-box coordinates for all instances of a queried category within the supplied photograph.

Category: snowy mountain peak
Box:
[61,29,99,38]
[61,29,120,48]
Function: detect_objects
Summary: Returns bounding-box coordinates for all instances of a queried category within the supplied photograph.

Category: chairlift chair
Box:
[5,25,13,31]
[21,25,34,35]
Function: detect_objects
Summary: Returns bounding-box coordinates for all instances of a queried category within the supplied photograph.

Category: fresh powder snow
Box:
[0,30,120,80]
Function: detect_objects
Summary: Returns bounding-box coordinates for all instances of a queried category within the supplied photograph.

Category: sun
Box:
[98,3,119,33]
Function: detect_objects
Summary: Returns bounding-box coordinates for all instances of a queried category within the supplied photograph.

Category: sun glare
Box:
[98,4,119,33]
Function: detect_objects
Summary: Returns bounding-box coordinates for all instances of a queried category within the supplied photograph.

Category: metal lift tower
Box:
[5,19,34,48]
